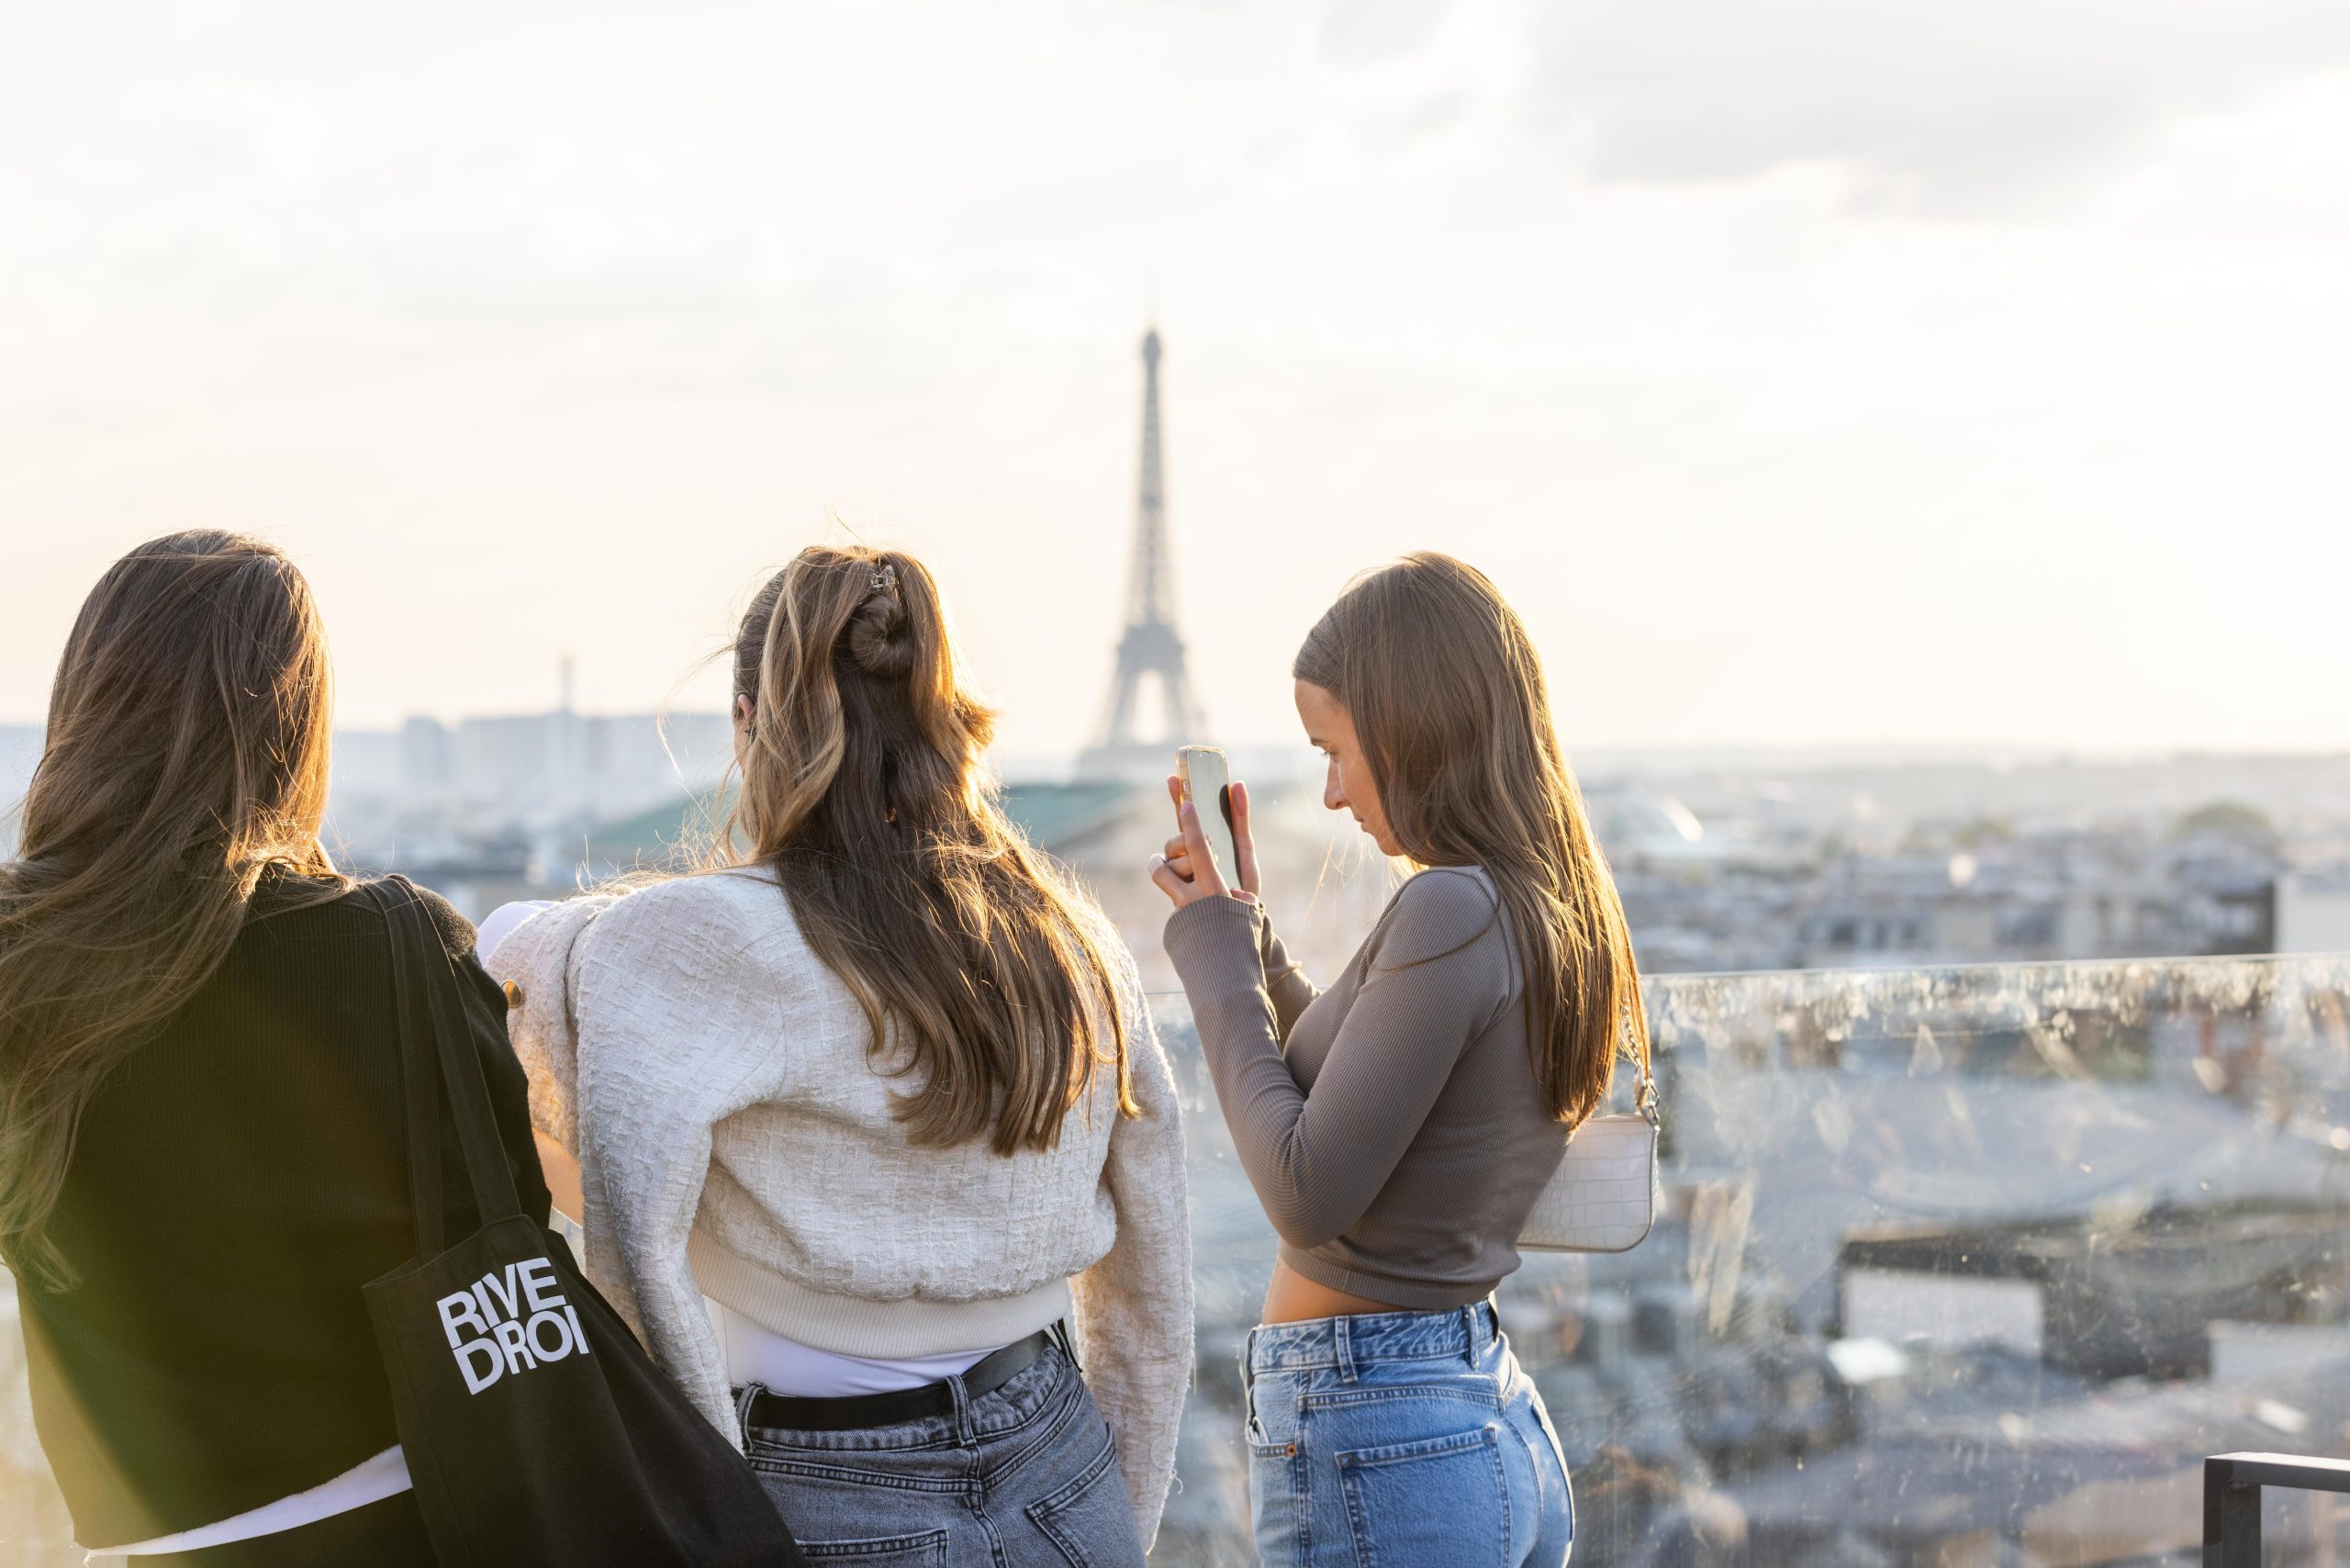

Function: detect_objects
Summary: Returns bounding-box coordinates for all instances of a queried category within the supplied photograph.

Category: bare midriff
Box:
[1259,1257,1414,1325]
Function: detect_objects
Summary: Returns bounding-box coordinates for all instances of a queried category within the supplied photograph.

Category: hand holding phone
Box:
[1175,746,1239,886]
[1149,746,1259,909]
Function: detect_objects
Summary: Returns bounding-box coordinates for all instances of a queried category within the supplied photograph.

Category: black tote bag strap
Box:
[413,894,527,1227]
[375,878,448,1258]
[377,877,526,1252]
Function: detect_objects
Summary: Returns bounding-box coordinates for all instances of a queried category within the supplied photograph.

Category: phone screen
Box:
[1175,746,1239,887]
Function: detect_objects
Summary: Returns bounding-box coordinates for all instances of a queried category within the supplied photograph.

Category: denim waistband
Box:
[1246,1299,1500,1374]
[734,1337,1080,1453]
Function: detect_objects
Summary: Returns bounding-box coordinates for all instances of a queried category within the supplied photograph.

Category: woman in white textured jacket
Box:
[486,546,1192,1561]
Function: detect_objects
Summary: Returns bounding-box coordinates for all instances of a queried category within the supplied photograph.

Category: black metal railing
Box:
[2204,1451,2350,1566]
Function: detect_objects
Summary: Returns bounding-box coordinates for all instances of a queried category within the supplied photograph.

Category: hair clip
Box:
[870,562,899,594]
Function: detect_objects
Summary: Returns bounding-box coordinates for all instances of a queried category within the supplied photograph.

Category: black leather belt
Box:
[737,1327,1059,1433]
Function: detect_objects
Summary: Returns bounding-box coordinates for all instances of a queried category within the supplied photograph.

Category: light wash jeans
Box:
[737,1339,1143,1567]
[1242,1301,1572,1567]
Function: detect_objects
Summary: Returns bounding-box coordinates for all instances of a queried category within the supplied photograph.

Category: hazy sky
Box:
[4,0,2347,756]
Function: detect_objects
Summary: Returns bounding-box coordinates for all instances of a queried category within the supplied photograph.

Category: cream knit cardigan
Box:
[488,868,1193,1546]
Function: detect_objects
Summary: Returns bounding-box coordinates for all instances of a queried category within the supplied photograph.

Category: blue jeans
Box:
[1242,1301,1572,1567]
[737,1339,1143,1566]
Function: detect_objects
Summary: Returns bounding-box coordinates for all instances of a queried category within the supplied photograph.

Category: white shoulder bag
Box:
[1517,1032,1661,1254]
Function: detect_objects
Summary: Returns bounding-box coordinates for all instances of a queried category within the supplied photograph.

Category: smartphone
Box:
[1175,745,1240,889]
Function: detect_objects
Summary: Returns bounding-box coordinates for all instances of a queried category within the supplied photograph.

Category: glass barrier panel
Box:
[6,955,2347,1565]
[1152,955,2350,1565]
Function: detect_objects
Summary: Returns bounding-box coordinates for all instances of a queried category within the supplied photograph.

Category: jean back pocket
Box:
[1335,1424,1510,1568]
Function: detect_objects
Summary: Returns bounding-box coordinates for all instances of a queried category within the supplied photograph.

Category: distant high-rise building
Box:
[384,704,732,823]
[399,715,453,794]
[1080,328,1207,778]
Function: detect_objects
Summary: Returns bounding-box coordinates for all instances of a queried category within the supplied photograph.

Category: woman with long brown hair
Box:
[1152,551,1644,1567]
[2,532,549,1564]
[487,544,1192,1562]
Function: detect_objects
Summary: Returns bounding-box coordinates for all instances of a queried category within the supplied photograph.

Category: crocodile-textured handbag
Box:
[1517,1034,1661,1254]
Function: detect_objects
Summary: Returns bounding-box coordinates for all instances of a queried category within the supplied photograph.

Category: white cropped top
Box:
[484,870,1194,1548]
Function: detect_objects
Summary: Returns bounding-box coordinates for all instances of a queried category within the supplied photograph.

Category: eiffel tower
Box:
[1078,328,1206,778]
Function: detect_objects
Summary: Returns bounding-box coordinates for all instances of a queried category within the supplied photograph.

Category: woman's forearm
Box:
[533,1129,584,1224]
[1258,919,1319,1041]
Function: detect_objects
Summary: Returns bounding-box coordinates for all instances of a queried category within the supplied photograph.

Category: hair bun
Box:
[846,594,917,678]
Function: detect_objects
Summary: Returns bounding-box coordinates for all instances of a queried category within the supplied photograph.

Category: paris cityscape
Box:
[6,330,2349,1564]
[7,0,2350,1559]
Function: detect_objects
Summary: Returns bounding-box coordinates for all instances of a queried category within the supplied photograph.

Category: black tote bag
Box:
[361,879,808,1566]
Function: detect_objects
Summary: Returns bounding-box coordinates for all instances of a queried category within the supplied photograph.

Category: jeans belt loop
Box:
[947,1359,979,1449]
[733,1380,765,1434]
[1334,1313,1359,1384]
[1460,1304,1479,1365]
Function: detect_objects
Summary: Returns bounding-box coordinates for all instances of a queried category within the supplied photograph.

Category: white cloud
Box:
[0,0,2345,756]
[1319,0,1454,65]
[1528,0,2350,204]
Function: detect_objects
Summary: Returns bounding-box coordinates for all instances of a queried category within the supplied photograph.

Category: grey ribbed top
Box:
[1163,867,1569,1310]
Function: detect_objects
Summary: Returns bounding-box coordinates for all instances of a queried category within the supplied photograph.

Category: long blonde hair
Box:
[722,545,1135,1154]
[0,532,343,1286]
[1294,551,1646,1128]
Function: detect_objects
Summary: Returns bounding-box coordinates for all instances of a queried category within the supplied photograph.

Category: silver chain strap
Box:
[1624,1001,1659,1126]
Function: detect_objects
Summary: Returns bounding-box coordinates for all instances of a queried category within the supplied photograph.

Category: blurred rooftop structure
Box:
[7,948,2348,1564]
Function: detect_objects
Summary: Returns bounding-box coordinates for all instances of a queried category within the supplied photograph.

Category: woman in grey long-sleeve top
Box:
[1151,550,1651,1568]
